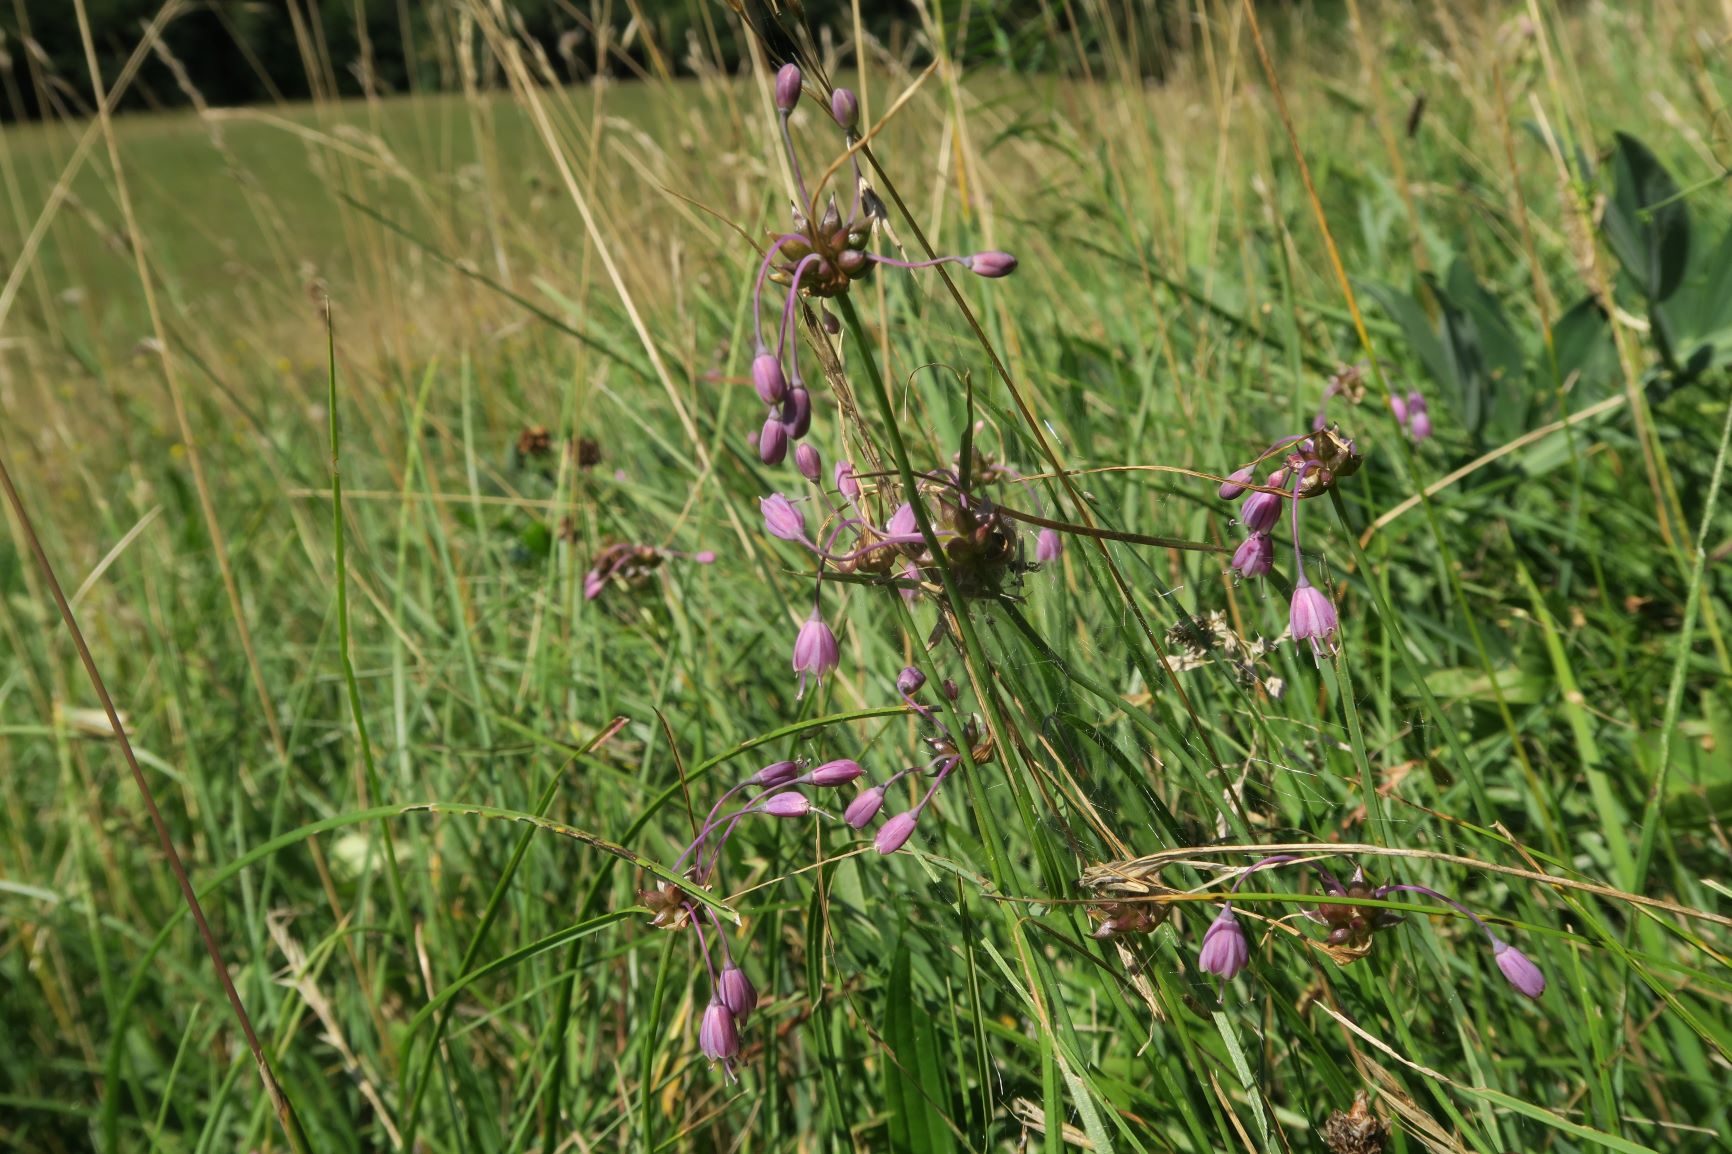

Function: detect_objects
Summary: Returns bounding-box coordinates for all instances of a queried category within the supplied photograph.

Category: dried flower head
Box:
[1320,1092,1389,1154]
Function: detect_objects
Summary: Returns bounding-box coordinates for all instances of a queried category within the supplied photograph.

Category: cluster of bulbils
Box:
[1217,425,1363,659]
[1099,856,1546,1000]
[581,543,715,602]
[648,664,986,1076]
[763,451,1057,696]
[747,62,1016,466]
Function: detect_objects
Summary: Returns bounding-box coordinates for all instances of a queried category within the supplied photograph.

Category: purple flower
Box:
[875,811,918,854]
[1218,466,1254,500]
[830,87,859,130]
[795,442,822,482]
[1036,528,1062,563]
[1240,474,1286,533]
[809,758,864,786]
[963,251,1018,278]
[699,999,739,1061]
[897,666,925,695]
[1197,908,1250,980]
[1407,393,1431,442]
[760,791,812,817]
[781,386,812,439]
[1493,940,1546,999]
[717,963,759,1022]
[844,786,886,829]
[582,570,606,601]
[759,416,789,465]
[752,760,801,787]
[753,352,787,405]
[792,609,839,697]
[1231,533,1273,579]
[1388,393,1409,425]
[834,459,860,500]
[898,559,921,603]
[1289,577,1339,657]
[773,63,802,113]
[761,494,807,541]
[887,503,917,538]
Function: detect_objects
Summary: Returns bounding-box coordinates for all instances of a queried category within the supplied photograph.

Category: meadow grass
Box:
[2,1,1731,1152]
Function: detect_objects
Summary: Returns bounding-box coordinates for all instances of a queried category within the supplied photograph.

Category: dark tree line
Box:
[0,0,1199,123]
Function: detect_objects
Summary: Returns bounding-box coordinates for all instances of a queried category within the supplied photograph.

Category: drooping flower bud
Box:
[1231,533,1273,579]
[962,251,1018,278]
[809,758,863,786]
[830,87,859,130]
[761,494,806,541]
[792,609,840,697]
[717,963,759,1022]
[1406,391,1431,442]
[1388,393,1408,425]
[1289,577,1339,658]
[1036,528,1062,563]
[781,386,812,439]
[942,678,960,701]
[844,786,886,829]
[699,999,739,1061]
[896,666,925,695]
[887,502,917,538]
[773,63,802,113]
[875,811,918,854]
[760,791,812,818]
[1197,908,1250,980]
[1240,474,1286,533]
[759,416,789,465]
[752,760,801,787]
[753,352,788,405]
[834,459,860,500]
[1493,940,1546,999]
[1217,465,1254,500]
[795,442,822,482]
[582,570,606,601]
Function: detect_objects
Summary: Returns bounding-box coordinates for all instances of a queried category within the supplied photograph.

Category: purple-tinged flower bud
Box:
[781,386,812,439]
[773,63,802,113]
[1197,908,1250,979]
[717,963,758,1022]
[834,459,860,500]
[897,666,925,695]
[759,417,789,465]
[1406,390,1427,414]
[795,442,822,482]
[887,502,917,538]
[1388,393,1409,425]
[1231,533,1273,579]
[844,786,885,829]
[699,999,739,1061]
[899,559,921,603]
[962,251,1017,278]
[761,494,806,541]
[1493,940,1546,999]
[760,791,812,817]
[753,353,788,405]
[942,678,959,701]
[1290,578,1339,657]
[821,309,841,334]
[793,609,840,697]
[1036,528,1062,563]
[753,760,801,786]
[1406,398,1434,438]
[830,87,859,130]
[1240,474,1286,533]
[875,811,917,854]
[693,551,717,564]
[836,248,868,277]
[582,570,606,601]
[809,758,864,786]
[1218,465,1254,500]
